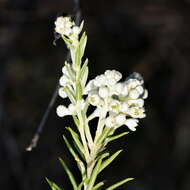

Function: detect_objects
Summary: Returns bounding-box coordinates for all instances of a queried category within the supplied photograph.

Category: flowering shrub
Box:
[47,16,148,190]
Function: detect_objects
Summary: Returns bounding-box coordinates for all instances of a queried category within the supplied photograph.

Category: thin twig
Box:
[26,1,82,151]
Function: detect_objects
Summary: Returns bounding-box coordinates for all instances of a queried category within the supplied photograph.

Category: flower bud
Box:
[128,89,140,99]
[58,87,67,98]
[56,105,71,117]
[59,75,69,86]
[99,87,109,98]
[125,119,139,131]
[88,94,101,106]
[115,114,126,126]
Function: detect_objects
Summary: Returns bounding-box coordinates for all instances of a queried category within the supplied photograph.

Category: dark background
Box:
[1,0,190,190]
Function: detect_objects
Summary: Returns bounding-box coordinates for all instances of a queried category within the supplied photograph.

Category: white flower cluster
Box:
[56,62,80,117]
[55,16,81,37]
[85,70,148,131]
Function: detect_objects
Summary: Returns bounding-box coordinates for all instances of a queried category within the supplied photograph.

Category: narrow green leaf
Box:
[64,86,76,104]
[70,47,76,64]
[79,32,87,58]
[96,128,112,144]
[63,135,85,176]
[65,62,75,81]
[46,178,64,190]
[59,158,78,190]
[105,178,134,190]
[76,81,82,100]
[93,181,104,190]
[77,177,88,190]
[96,152,109,162]
[107,132,129,143]
[66,127,85,158]
[72,116,80,128]
[86,157,103,190]
[79,21,84,33]
[61,35,72,47]
[99,150,122,173]
[80,59,89,88]
[75,45,81,66]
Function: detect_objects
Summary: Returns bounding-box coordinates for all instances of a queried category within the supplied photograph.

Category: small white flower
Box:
[93,75,107,87]
[88,94,101,106]
[105,116,116,128]
[128,89,140,99]
[120,102,129,114]
[55,16,73,36]
[109,99,121,113]
[114,83,123,94]
[115,114,126,126]
[105,70,122,82]
[72,26,80,35]
[105,70,122,85]
[120,84,128,96]
[136,85,144,95]
[142,89,148,99]
[128,99,144,107]
[127,107,146,118]
[88,107,102,121]
[99,87,109,98]
[126,79,141,89]
[59,75,69,86]
[56,105,71,117]
[84,80,95,94]
[62,66,69,75]
[125,119,139,131]
[58,87,67,98]
[112,82,128,96]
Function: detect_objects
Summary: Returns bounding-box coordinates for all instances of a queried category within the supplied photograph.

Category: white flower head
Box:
[142,89,148,99]
[136,85,144,95]
[105,70,122,85]
[58,87,67,98]
[109,99,121,113]
[120,102,129,114]
[88,94,102,106]
[72,26,80,35]
[125,119,139,131]
[99,87,109,98]
[56,105,71,117]
[55,16,74,36]
[126,79,141,89]
[93,75,107,87]
[59,75,69,86]
[127,107,146,118]
[128,99,144,108]
[62,66,69,75]
[128,89,140,99]
[115,114,126,126]
[88,107,102,121]
[114,83,123,95]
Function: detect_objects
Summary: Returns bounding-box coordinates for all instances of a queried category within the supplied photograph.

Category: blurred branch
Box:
[26,0,82,151]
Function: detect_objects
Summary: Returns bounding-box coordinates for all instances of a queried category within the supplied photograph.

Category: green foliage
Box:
[105,178,134,190]
[59,158,78,190]
[46,178,64,190]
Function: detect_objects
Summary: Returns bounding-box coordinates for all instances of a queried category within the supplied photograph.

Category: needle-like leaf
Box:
[63,135,86,177]
[99,150,122,173]
[46,178,64,190]
[105,177,134,190]
[59,158,78,190]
